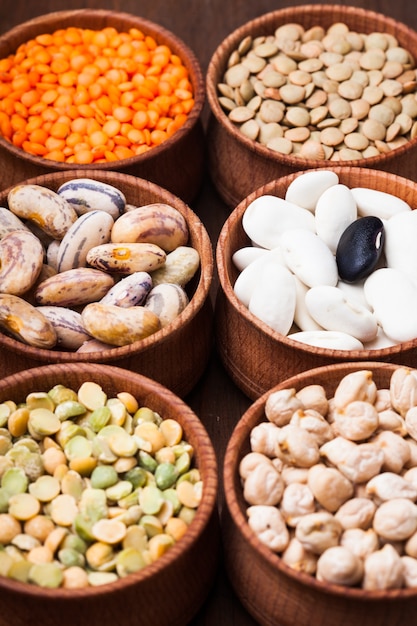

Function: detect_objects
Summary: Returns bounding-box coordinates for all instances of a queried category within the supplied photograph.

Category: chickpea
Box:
[405,406,417,441]
[243,461,284,506]
[333,370,377,410]
[373,498,417,541]
[281,537,318,575]
[247,505,290,552]
[333,400,379,441]
[275,424,320,468]
[390,367,417,417]
[371,430,411,473]
[316,545,364,586]
[363,544,404,590]
[405,438,417,468]
[307,464,353,512]
[281,465,309,485]
[320,436,356,467]
[289,408,333,446]
[239,452,274,481]
[374,388,392,413]
[265,388,303,426]
[366,471,417,503]
[280,482,315,526]
[402,466,417,490]
[295,384,328,416]
[340,528,379,560]
[401,555,417,588]
[295,511,342,555]
[377,409,407,436]
[250,421,281,457]
[337,442,384,483]
[334,497,376,530]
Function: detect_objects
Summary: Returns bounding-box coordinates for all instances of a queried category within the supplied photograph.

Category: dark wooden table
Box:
[1,0,417,623]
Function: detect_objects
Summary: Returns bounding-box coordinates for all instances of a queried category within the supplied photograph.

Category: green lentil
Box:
[0,380,201,589]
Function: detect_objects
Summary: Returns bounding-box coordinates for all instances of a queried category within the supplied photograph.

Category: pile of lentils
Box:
[217,22,417,160]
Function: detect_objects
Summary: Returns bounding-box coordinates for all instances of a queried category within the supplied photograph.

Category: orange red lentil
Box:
[0,26,195,163]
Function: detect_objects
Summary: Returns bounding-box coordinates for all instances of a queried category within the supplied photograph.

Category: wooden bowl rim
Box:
[0,169,213,362]
[0,9,205,171]
[206,3,417,168]
[223,360,417,601]
[216,165,417,360]
[0,362,218,598]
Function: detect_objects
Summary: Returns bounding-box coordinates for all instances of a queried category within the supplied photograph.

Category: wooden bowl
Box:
[206,4,417,207]
[0,9,205,203]
[223,360,417,626]
[0,169,214,398]
[216,166,417,400]
[0,362,219,626]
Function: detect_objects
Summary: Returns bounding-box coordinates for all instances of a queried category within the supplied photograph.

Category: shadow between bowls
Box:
[223,360,417,626]
[206,4,417,208]
[215,166,417,401]
[0,169,214,399]
[0,362,219,626]
[0,9,206,204]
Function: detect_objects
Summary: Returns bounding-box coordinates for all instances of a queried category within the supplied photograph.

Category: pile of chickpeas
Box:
[240,367,417,590]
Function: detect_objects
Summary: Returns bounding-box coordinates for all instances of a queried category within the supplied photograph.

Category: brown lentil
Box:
[217,22,417,160]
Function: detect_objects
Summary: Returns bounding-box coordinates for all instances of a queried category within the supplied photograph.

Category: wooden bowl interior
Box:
[223,361,417,604]
[206,3,417,171]
[0,169,213,366]
[0,9,205,173]
[216,166,417,364]
[0,362,218,600]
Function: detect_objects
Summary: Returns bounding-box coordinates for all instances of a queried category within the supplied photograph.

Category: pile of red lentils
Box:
[0,26,195,164]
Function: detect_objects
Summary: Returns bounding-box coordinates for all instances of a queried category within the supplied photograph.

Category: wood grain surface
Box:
[1,1,417,624]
